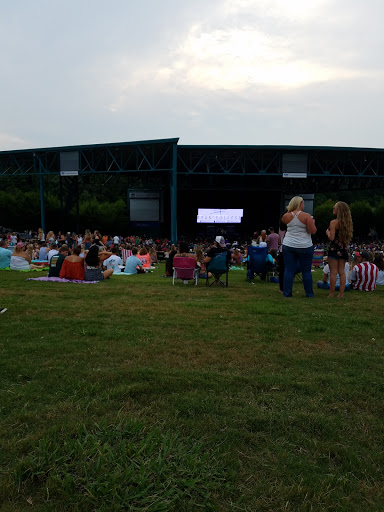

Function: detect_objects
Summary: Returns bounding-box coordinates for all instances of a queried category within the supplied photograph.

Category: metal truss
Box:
[1,141,384,178]
[177,145,384,178]
[0,139,178,176]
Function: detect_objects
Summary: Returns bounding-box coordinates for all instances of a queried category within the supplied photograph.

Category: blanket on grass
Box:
[26,277,99,284]
[0,267,47,272]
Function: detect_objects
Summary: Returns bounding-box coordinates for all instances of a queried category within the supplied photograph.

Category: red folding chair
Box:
[172,257,199,285]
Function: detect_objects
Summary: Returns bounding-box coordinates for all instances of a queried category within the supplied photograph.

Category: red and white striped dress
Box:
[352,262,378,291]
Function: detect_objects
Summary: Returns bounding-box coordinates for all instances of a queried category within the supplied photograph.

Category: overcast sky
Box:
[1,0,383,151]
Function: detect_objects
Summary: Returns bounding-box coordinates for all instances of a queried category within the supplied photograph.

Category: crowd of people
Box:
[1,199,384,307]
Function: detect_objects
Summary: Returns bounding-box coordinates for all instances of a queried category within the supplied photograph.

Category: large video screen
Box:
[130,199,159,221]
[197,208,244,224]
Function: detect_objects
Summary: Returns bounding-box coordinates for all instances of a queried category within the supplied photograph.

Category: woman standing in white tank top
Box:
[281,196,317,297]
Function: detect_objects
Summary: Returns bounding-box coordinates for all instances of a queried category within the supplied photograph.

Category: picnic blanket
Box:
[0,267,47,272]
[26,277,99,284]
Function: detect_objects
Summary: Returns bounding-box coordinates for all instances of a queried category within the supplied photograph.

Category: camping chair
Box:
[172,257,199,285]
[206,251,229,287]
[247,246,268,282]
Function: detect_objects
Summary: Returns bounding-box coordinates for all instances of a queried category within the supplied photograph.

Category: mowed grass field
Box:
[0,265,383,511]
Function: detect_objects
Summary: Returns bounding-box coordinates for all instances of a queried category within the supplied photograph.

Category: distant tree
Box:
[350,201,374,238]
[314,199,334,240]
[375,199,384,238]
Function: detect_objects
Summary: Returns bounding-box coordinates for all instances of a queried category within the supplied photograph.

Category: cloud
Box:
[104,0,375,111]
[0,132,29,151]
[1,0,384,149]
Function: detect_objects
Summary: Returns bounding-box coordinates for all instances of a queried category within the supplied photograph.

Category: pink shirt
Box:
[268,232,279,251]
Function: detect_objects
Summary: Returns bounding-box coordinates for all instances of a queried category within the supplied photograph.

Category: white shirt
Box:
[376,269,384,286]
[113,236,120,244]
[323,262,350,286]
[103,254,123,273]
[48,249,59,262]
[283,212,313,248]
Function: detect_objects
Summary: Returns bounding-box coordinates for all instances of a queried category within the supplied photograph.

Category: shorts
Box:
[84,268,104,281]
[328,249,348,261]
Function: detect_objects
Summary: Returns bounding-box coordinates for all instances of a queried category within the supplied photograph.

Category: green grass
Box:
[0,266,383,511]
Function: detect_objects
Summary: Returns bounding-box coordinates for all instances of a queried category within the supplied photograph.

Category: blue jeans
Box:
[282,245,314,297]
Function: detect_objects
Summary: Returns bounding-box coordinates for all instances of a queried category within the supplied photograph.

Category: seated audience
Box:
[351,251,378,291]
[46,231,56,244]
[48,245,69,277]
[373,252,384,285]
[103,247,123,273]
[38,242,49,260]
[0,240,12,269]
[165,245,177,276]
[149,247,158,265]
[204,236,232,269]
[317,260,351,291]
[83,230,93,250]
[59,245,85,280]
[232,248,242,266]
[176,241,194,258]
[10,242,44,270]
[257,230,268,245]
[84,246,113,281]
[138,247,152,269]
[124,247,145,274]
[47,242,59,262]
[194,247,210,279]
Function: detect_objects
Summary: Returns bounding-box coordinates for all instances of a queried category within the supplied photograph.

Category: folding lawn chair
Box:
[246,246,268,282]
[172,257,199,285]
[206,251,229,287]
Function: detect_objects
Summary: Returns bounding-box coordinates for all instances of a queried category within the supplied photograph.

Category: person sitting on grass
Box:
[149,247,158,265]
[38,242,49,260]
[47,242,59,262]
[103,246,123,274]
[59,245,85,280]
[84,245,113,281]
[124,247,145,274]
[317,259,351,292]
[351,250,378,291]
[0,240,13,269]
[48,245,69,277]
[10,242,45,270]
[138,247,152,270]
[373,252,384,285]
[232,248,242,266]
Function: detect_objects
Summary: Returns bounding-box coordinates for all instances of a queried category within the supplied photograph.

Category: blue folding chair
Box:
[206,251,229,287]
[247,246,268,282]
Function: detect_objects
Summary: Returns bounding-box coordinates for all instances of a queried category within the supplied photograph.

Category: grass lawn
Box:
[0,265,383,511]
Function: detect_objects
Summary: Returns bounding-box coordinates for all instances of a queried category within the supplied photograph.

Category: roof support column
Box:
[39,170,45,234]
[170,142,178,242]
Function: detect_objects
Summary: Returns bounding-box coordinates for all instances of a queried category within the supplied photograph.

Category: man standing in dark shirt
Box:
[48,245,69,277]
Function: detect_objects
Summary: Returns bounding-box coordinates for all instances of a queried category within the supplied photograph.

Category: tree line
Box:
[1,175,384,238]
[314,193,384,240]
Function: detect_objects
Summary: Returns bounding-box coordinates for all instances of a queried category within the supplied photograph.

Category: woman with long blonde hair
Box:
[326,201,353,298]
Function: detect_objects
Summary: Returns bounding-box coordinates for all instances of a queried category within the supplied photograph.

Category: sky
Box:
[1,0,383,151]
